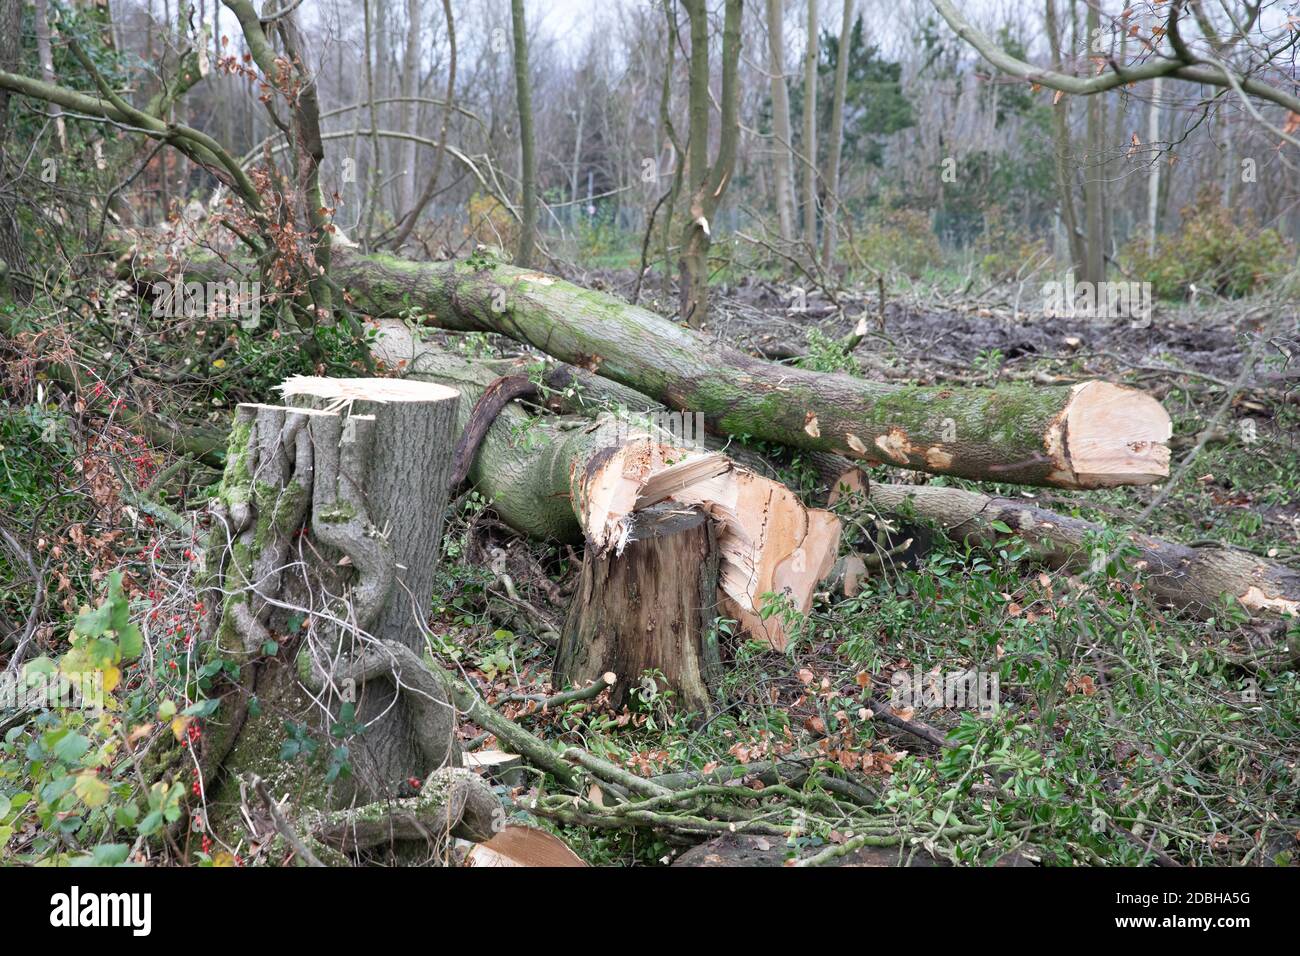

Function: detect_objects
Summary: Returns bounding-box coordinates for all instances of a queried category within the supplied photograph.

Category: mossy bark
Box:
[140,249,1168,489]
[867,483,1300,623]
[198,386,470,859]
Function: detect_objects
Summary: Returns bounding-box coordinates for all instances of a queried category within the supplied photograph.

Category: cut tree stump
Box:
[557,505,721,714]
[377,330,841,649]
[202,376,465,845]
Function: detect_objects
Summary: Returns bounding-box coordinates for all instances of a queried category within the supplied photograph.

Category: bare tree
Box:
[397,0,423,218]
[35,0,67,152]
[678,0,743,328]
[1045,0,1084,276]
[390,0,457,251]
[820,0,853,268]
[801,0,818,249]
[1146,72,1162,254]
[0,0,24,296]
[1082,0,1104,285]
[511,0,538,267]
[765,0,797,243]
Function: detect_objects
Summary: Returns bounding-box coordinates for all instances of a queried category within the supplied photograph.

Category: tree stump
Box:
[201,376,464,845]
[556,505,721,714]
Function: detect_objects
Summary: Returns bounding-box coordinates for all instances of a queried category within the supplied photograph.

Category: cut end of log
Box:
[279,374,460,405]
[576,439,841,650]
[1053,382,1171,488]
[465,826,586,867]
[1239,585,1299,617]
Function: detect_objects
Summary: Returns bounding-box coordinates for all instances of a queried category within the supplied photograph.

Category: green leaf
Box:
[106,572,130,632]
[52,732,91,765]
[22,656,56,678]
[75,602,112,639]
[117,622,143,661]
[90,843,131,866]
[115,803,140,828]
[990,520,1014,534]
[74,772,110,808]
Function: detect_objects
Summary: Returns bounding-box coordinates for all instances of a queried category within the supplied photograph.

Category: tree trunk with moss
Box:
[130,247,1172,489]
[352,253,1171,488]
[197,379,495,862]
[864,482,1300,623]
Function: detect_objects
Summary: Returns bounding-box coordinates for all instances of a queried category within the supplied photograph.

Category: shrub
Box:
[976,205,1050,281]
[1125,187,1294,299]
[466,192,518,252]
[853,208,943,277]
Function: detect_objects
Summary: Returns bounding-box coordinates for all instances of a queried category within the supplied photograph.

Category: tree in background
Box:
[800,0,817,251]
[765,0,797,244]
[677,0,742,328]
[819,0,853,268]
[511,0,537,267]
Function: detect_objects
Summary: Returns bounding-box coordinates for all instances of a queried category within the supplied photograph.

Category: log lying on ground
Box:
[201,378,467,850]
[557,505,722,713]
[863,482,1300,620]
[372,324,839,649]
[136,248,1172,488]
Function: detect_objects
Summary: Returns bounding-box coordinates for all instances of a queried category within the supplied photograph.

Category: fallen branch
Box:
[864,481,1300,620]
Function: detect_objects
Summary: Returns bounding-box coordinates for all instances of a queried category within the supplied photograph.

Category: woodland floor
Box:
[429,269,1300,866]
[2,265,1298,866]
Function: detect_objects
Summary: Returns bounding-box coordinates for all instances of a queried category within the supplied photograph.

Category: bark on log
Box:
[201,378,466,849]
[139,249,1172,488]
[864,482,1300,621]
[557,505,721,714]
[372,326,839,649]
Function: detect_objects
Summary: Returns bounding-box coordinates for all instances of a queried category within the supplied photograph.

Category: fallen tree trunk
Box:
[131,248,1171,488]
[371,325,839,649]
[864,482,1300,621]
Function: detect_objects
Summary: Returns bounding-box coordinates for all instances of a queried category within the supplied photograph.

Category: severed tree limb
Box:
[375,327,841,649]
[302,767,503,856]
[449,374,538,488]
[253,776,327,868]
[864,482,1300,622]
